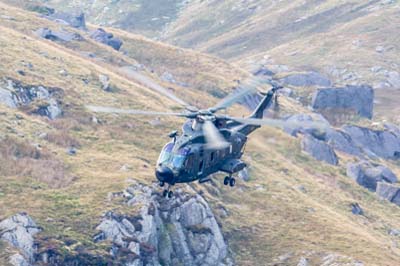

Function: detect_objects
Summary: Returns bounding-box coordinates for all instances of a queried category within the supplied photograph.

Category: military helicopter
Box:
[88,73,325,198]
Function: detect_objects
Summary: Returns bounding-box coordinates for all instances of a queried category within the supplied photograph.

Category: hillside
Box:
[1,2,400,266]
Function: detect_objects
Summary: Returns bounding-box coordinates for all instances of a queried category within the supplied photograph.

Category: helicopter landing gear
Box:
[162,185,173,198]
[224,176,236,187]
[159,181,165,187]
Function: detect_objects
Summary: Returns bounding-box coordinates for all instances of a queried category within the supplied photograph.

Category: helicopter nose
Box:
[156,166,174,183]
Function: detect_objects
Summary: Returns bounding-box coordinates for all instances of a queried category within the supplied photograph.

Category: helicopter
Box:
[88,73,325,198]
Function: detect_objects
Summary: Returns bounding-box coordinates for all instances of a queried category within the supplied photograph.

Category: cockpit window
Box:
[172,147,190,168]
[158,142,174,164]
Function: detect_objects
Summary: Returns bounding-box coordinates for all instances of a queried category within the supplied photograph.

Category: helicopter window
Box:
[210,152,215,162]
[172,147,190,168]
[158,142,174,164]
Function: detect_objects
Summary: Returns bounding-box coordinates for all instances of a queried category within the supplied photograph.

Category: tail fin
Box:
[249,86,281,119]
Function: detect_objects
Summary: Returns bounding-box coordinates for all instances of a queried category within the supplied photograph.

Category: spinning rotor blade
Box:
[228,117,329,131]
[119,67,189,107]
[203,120,230,149]
[86,105,187,117]
[212,78,261,111]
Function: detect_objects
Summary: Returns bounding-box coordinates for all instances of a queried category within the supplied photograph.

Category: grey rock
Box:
[35,28,82,42]
[98,74,111,91]
[301,135,339,165]
[253,67,275,77]
[281,71,331,87]
[90,28,123,51]
[325,128,363,157]
[9,253,31,266]
[0,80,63,119]
[0,213,41,263]
[95,183,231,266]
[346,161,397,191]
[311,85,374,119]
[376,182,400,206]
[297,257,309,266]
[284,113,329,139]
[47,11,86,29]
[386,71,400,88]
[343,125,400,160]
[238,168,250,182]
[351,203,364,215]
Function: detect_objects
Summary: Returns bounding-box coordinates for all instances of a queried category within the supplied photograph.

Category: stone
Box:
[95,183,231,266]
[47,11,86,29]
[9,253,31,266]
[281,71,331,87]
[297,257,309,266]
[301,135,339,165]
[346,162,397,191]
[376,182,400,206]
[284,113,329,139]
[312,85,374,119]
[351,203,363,215]
[98,74,111,91]
[343,125,400,160]
[35,28,82,42]
[0,79,63,119]
[238,168,250,181]
[0,213,41,262]
[90,28,123,51]
[325,128,363,157]
[386,71,400,89]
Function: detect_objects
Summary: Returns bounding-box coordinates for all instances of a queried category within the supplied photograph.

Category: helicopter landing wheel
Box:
[229,177,236,187]
[162,189,168,197]
[168,191,173,198]
[224,176,230,186]
[159,181,165,187]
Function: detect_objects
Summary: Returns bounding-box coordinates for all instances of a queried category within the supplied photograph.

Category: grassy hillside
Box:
[1,2,400,265]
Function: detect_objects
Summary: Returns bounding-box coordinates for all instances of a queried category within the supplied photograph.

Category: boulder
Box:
[90,28,123,51]
[346,161,398,191]
[0,213,41,263]
[0,79,63,119]
[311,85,374,119]
[281,71,331,87]
[35,28,82,42]
[9,253,31,266]
[376,182,400,206]
[98,74,111,91]
[350,203,364,215]
[343,125,400,160]
[301,135,339,165]
[94,182,232,266]
[284,113,329,139]
[325,128,363,157]
[47,11,86,29]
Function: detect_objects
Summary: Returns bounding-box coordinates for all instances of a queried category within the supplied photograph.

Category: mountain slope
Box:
[1,2,400,266]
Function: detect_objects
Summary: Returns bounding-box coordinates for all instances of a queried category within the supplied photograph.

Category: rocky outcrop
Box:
[311,85,374,119]
[325,128,363,157]
[94,182,232,266]
[284,113,329,139]
[343,125,400,160]
[47,11,86,29]
[0,79,63,119]
[90,28,123,51]
[301,135,339,165]
[346,161,398,191]
[0,213,42,264]
[376,182,400,206]
[35,27,82,42]
[281,71,331,87]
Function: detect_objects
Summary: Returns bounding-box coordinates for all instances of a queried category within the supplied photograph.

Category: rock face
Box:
[325,128,363,157]
[281,71,331,87]
[311,85,374,119]
[0,213,42,264]
[47,11,86,29]
[346,161,398,191]
[284,113,329,139]
[301,135,339,165]
[0,79,63,119]
[94,183,232,266]
[376,182,400,205]
[35,27,82,42]
[90,28,123,51]
[343,125,400,160]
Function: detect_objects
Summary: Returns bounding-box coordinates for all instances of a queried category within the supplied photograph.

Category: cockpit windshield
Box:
[158,143,190,169]
[158,142,174,164]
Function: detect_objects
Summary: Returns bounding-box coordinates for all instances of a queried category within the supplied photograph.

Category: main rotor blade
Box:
[212,78,261,111]
[86,105,187,117]
[119,67,189,107]
[203,120,230,149]
[228,117,329,131]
